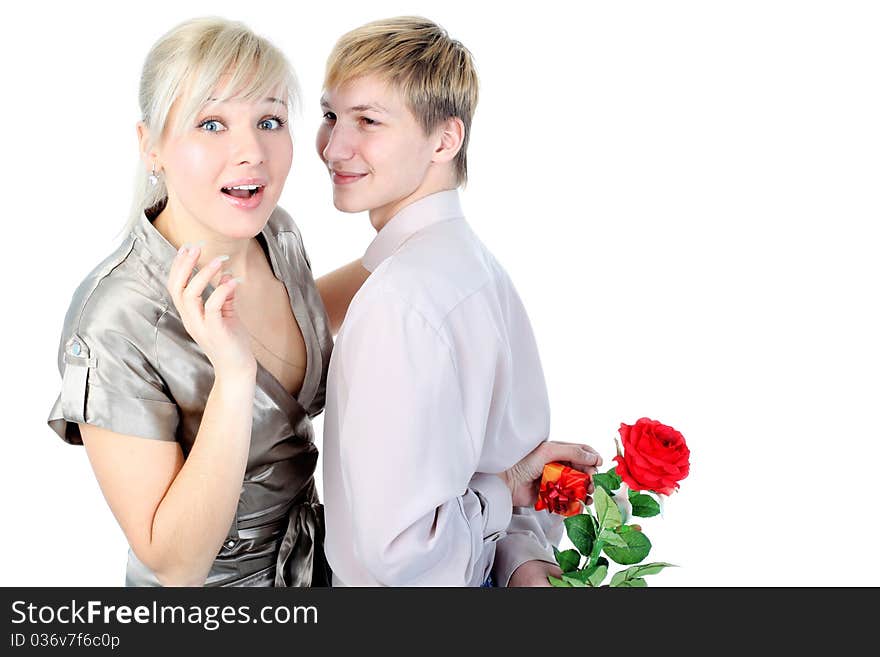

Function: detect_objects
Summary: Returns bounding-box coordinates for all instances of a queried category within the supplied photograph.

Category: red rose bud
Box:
[534,462,590,517]
[614,417,690,495]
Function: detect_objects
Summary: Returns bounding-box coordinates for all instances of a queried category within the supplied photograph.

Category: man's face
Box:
[316,75,438,229]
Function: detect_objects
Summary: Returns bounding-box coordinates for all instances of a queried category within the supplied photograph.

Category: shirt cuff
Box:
[469,473,513,538]
[491,530,558,587]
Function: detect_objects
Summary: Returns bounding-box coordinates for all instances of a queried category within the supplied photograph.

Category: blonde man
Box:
[318,17,602,587]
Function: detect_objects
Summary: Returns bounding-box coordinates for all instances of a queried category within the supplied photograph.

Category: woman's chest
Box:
[237,276,308,399]
[154,276,314,453]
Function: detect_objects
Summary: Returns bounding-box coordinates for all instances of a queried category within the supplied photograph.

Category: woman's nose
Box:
[231,127,267,165]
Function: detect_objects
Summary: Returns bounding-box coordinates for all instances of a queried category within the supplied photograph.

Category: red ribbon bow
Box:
[534,462,589,517]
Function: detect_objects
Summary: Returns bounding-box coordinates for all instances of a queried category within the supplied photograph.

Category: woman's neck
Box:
[153,202,256,280]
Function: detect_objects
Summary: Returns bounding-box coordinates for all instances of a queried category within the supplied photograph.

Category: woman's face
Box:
[158,87,292,240]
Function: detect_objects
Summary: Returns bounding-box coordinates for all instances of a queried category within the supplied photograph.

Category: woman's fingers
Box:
[167,245,231,330]
[204,276,239,322]
[166,245,201,305]
[182,255,229,311]
[217,272,238,318]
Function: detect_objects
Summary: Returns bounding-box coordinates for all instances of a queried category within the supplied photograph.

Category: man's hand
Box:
[507,559,563,587]
[500,441,602,507]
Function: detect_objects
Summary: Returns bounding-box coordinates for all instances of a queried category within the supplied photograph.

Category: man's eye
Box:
[198,119,225,132]
[322,111,337,122]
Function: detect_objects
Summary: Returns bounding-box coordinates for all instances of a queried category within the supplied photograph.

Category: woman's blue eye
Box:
[259,116,287,130]
[198,119,225,132]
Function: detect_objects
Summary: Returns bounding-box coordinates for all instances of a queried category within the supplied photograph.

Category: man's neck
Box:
[369,178,459,233]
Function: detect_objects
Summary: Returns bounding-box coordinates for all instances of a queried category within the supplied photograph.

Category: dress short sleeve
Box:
[47,274,179,445]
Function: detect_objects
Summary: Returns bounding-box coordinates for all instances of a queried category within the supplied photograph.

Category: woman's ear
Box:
[137,121,158,170]
[431,116,465,165]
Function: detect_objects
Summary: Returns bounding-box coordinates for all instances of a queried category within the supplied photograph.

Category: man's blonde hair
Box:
[324,16,478,186]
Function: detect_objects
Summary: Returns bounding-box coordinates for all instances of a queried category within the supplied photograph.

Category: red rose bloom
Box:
[613,418,690,495]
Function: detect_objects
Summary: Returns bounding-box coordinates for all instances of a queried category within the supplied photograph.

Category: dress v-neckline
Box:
[201,229,318,422]
[254,230,317,414]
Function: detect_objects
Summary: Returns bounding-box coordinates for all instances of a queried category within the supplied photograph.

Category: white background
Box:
[1,0,878,587]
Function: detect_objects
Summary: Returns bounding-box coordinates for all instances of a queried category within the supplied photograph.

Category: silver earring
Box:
[148,165,158,186]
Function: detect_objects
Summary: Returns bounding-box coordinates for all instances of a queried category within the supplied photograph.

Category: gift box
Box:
[534,462,589,517]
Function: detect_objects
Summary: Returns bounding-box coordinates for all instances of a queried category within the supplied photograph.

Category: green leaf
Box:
[553,547,581,573]
[587,564,608,587]
[548,575,572,587]
[594,487,622,530]
[582,556,608,580]
[560,569,593,585]
[629,562,676,577]
[603,529,652,565]
[562,574,589,587]
[628,491,661,518]
[615,499,630,525]
[598,528,628,548]
[564,513,597,555]
[592,467,622,494]
[609,562,675,587]
[616,577,648,588]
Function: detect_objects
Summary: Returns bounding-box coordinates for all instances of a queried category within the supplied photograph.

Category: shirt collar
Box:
[131,210,179,282]
[362,190,465,272]
[129,208,281,305]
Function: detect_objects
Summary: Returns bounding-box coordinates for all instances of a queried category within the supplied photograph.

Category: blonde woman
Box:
[47,17,368,587]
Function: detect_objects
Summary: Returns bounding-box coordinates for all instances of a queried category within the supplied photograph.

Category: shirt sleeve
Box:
[47,303,179,445]
[492,506,565,586]
[336,286,513,586]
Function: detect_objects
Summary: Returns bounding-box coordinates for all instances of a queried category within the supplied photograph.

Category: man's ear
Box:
[431,116,465,165]
[137,121,159,170]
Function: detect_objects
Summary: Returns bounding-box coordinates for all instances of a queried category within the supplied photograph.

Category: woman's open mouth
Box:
[220,184,265,209]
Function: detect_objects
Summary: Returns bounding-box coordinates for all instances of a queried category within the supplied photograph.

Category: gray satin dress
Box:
[47,205,334,587]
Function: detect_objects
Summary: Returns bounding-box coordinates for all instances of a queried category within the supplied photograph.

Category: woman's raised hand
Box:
[166,244,256,378]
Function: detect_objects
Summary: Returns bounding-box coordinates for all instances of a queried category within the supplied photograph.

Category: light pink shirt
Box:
[323,190,562,586]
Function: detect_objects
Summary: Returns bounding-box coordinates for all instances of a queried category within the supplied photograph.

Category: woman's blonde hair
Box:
[324,16,478,186]
[126,17,298,232]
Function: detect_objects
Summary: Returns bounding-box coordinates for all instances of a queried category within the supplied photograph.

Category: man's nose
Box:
[322,124,354,163]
